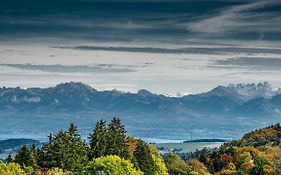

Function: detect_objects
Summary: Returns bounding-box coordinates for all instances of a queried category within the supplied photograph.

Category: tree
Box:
[250,157,264,175]
[187,159,211,175]
[14,144,36,168]
[37,124,88,172]
[6,154,13,163]
[134,140,156,175]
[65,123,89,171]
[150,147,168,175]
[165,153,190,175]
[106,117,129,158]
[89,120,108,159]
[80,155,143,175]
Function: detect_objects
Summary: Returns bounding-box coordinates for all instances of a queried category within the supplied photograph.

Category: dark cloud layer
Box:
[54,45,281,55]
[212,57,281,71]
[1,0,280,42]
[0,64,138,74]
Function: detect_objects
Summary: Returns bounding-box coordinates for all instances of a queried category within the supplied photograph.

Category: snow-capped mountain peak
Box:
[227,82,281,100]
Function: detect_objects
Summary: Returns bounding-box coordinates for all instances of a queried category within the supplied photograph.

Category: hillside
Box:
[186,124,281,174]
[2,120,281,175]
[0,139,39,153]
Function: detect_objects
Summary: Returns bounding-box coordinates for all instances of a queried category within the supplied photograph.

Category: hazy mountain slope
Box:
[0,82,280,140]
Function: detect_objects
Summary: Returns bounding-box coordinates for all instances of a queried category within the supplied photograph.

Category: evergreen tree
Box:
[89,120,108,159]
[37,124,88,172]
[14,144,35,167]
[68,123,79,138]
[107,117,129,158]
[6,154,13,163]
[65,123,88,171]
[134,140,156,175]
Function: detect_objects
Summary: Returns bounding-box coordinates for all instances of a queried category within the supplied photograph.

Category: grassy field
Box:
[154,142,223,153]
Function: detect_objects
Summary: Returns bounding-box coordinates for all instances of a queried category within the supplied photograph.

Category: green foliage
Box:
[134,139,156,175]
[11,120,280,175]
[187,124,281,175]
[6,154,13,163]
[106,117,129,158]
[10,118,169,175]
[165,153,190,175]
[187,159,211,175]
[89,118,129,160]
[37,123,88,172]
[0,162,26,175]
[46,167,71,175]
[23,166,34,175]
[14,144,36,168]
[149,146,169,175]
[89,120,107,159]
[131,140,169,175]
[228,124,281,147]
[80,155,143,175]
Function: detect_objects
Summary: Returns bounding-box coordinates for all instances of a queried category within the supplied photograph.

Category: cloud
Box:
[211,57,281,71]
[53,45,281,55]
[0,64,138,74]
[187,0,281,38]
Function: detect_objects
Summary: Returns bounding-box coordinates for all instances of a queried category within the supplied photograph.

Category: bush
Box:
[80,155,143,175]
[0,162,27,175]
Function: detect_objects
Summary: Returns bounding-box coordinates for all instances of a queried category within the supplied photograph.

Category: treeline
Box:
[1,120,281,175]
[1,118,169,175]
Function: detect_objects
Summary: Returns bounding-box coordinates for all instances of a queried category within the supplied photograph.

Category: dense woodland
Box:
[1,119,281,175]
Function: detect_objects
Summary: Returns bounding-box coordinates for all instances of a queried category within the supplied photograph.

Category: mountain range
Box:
[1,82,281,141]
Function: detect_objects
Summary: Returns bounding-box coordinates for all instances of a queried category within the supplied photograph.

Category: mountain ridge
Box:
[0,81,280,140]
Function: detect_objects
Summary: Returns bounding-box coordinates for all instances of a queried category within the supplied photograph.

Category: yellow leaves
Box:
[240,160,254,171]
[0,162,26,175]
[151,154,169,175]
[214,163,237,175]
[263,164,275,175]
[225,162,236,171]
[215,169,236,175]
[235,150,252,167]
[240,127,277,147]
[81,155,144,175]
[35,168,71,175]
[46,168,70,175]
[187,159,211,175]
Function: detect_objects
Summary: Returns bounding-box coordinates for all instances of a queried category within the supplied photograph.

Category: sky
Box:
[0,0,281,95]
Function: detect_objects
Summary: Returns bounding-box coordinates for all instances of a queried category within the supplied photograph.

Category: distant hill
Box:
[188,124,281,175]
[0,138,39,153]
[0,82,281,140]
[225,123,281,147]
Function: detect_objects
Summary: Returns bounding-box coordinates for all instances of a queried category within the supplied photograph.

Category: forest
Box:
[1,118,281,175]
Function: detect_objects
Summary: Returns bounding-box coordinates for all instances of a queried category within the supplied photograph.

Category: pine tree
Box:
[134,140,156,175]
[37,124,88,172]
[6,154,13,163]
[14,144,36,167]
[89,120,108,159]
[107,117,129,158]
[68,123,79,138]
[65,123,88,171]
